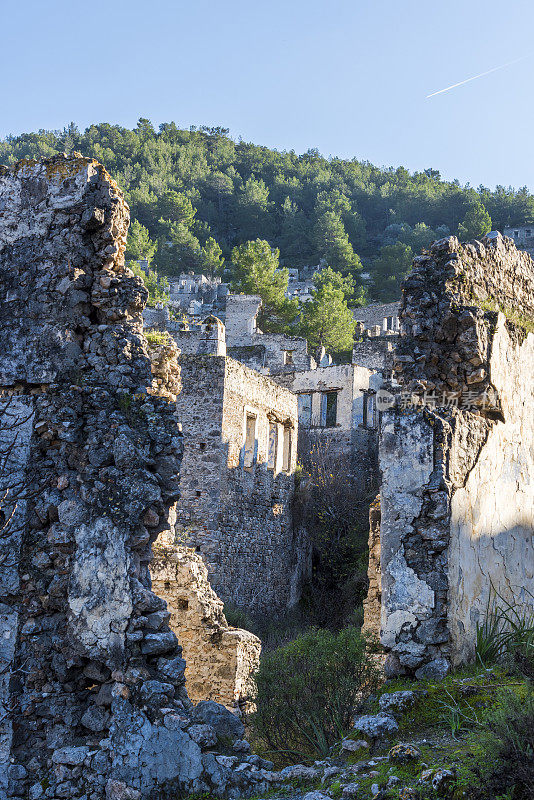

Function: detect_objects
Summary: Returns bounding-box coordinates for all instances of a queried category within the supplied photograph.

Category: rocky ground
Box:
[211,664,529,800]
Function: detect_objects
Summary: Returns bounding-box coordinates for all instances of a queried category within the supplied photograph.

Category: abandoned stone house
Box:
[174,349,309,613]
[503,224,534,254]
[143,293,392,600]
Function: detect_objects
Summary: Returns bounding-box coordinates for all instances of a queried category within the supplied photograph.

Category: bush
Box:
[474,688,534,800]
[293,435,376,629]
[475,591,534,678]
[250,627,378,761]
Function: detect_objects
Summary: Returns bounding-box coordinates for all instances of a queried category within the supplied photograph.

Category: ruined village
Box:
[0,148,532,800]
[5,2,534,791]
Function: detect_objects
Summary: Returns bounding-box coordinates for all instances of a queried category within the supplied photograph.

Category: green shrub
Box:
[145,330,171,347]
[250,627,378,761]
[475,688,534,800]
[475,591,534,678]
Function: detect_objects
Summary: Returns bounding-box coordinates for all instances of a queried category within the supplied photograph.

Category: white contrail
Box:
[427,56,527,98]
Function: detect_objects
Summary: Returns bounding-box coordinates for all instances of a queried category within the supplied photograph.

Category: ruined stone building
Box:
[174,348,309,613]
[167,272,228,317]
[503,224,534,255]
[224,294,315,376]
[142,292,393,608]
[0,155,278,800]
[364,232,534,678]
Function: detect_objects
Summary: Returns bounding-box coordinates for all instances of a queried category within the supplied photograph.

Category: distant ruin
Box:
[175,351,308,612]
[364,233,534,676]
[0,155,276,800]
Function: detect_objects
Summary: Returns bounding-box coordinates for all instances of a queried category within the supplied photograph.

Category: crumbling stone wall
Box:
[175,354,310,613]
[369,233,534,676]
[224,294,313,375]
[150,544,261,708]
[0,155,277,800]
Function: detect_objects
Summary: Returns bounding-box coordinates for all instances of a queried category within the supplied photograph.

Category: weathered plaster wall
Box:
[151,544,261,707]
[369,233,534,676]
[448,313,534,664]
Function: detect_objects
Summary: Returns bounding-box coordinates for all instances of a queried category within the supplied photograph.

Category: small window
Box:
[320,391,338,427]
[362,391,377,429]
[244,413,257,468]
[298,393,312,427]
[195,490,202,498]
[284,350,294,365]
[282,426,292,472]
[199,442,207,451]
[527,230,532,237]
[514,230,520,237]
[268,422,278,469]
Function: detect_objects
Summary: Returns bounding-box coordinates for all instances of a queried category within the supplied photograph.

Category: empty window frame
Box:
[282,426,292,472]
[268,422,278,469]
[297,392,312,427]
[243,412,257,468]
[320,391,338,428]
[362,390,378,429]
[283,350,294,365]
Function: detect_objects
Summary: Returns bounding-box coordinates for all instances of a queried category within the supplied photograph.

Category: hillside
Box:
[2,119,534,301]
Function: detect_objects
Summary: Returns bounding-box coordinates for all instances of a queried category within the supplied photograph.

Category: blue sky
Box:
[2,0,533,190]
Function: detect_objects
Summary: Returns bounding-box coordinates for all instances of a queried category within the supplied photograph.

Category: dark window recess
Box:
[321,391,338,427]
[195,490,202,497]
[362,390,377,429]
[199,442,207,451]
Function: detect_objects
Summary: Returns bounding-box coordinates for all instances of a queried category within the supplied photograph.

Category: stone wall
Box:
[368,234,534,677]
[150,545,261,708]
[0,155,278,800]
[362,496,381,638]
[175,354,310,613]
[224,294,313,375]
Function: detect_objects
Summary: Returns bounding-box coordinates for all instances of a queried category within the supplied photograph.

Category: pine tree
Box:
[313,211,362,276]
[299,268,355,352]
[457,202,492,241]
[125,220,157,263]
[231,239,299,331]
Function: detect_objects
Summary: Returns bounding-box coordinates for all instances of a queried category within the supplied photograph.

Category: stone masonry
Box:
[0,155,281,800]
[175,353,309,613]
[150,544,261,708]
[365,233,534,677]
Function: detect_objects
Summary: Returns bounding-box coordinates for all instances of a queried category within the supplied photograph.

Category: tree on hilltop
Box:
[458,201,492,241]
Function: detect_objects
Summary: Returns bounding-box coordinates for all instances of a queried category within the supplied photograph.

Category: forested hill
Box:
[2,119,534,302]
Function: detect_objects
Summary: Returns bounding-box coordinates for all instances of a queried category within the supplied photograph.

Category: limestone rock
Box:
[191,700,245,741]
[415,658,450,681]
[379,690,417,714]
[188,723,218,747]
[353,713,398,738]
